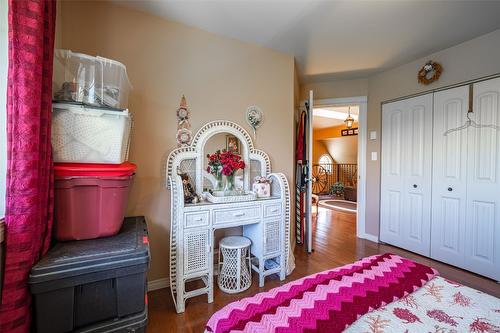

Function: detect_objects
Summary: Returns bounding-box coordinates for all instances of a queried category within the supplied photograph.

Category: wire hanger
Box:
[444,84,500,136]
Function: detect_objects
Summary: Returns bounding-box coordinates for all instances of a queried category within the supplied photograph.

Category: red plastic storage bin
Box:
[54,162,136,241]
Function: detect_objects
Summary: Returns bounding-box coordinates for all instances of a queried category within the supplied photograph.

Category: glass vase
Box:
[224,174,235,194]
[214,172,223,191]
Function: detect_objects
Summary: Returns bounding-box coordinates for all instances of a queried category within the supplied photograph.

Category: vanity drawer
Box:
[213,206,261,225]
[264,204,281,218]
[184,211,209,228]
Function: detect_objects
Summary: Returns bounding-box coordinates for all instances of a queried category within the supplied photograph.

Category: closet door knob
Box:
[448,187,453,192]
[413,184,417,188]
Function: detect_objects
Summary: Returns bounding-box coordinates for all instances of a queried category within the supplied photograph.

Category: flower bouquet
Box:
[207,149,246,193]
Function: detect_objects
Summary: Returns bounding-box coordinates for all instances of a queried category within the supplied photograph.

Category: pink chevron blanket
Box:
[206,253,438,333]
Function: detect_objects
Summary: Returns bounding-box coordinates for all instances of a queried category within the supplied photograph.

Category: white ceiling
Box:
[114,1,500,82]
[312,106,359,129]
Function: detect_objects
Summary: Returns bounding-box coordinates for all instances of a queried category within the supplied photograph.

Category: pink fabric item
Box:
[0,1,56,332]
[206,254,438,333]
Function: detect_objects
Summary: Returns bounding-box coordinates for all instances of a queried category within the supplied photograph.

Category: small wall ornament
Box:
[245,105,264,140]
[176,95,192,147]
[418,61,443,85]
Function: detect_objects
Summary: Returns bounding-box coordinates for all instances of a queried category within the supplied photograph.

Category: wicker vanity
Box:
[166,120,291,313]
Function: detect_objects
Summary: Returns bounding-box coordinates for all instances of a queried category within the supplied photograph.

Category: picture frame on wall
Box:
[226,135,240,154]
[341,128,359,137]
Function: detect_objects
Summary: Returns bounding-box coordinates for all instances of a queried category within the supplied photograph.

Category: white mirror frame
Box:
[166,120,271,193]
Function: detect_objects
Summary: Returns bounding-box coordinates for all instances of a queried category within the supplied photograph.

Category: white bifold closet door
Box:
[431,85,469,269]
[467,78,500,280]
[380,94,433,256]
[432,78,500,280]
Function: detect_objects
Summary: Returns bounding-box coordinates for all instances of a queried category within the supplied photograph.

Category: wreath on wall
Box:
[418,61,443,85]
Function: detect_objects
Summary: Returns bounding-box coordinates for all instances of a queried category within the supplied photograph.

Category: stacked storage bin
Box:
[29,217,149,333]
[29,50,148,333]
[51,49,135,241]
[53,162,136,240]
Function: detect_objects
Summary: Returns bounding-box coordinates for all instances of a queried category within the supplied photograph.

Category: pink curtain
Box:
[0,0,56,332]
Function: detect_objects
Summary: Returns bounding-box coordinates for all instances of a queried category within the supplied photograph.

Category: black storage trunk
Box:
[74,309,147,333]
[29,216,150,333]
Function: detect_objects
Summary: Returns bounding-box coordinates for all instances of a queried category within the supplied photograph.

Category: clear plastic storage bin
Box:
[52,49,131,110]
[51,103,132,164]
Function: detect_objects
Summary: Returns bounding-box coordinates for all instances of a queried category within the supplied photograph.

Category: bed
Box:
[205,253,500,333]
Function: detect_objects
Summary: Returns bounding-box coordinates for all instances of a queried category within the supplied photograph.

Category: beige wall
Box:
[312,140,329,164]
[323,136,358,164]
[313,123,359,164]
[364,28,500,236]
[301,78,368,100]
[55,1,62,49]
[294,62,302,110]
[58,1,295,281]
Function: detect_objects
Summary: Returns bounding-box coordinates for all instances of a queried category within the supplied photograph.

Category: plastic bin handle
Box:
[53,105,126,118]
[69,109,106,117]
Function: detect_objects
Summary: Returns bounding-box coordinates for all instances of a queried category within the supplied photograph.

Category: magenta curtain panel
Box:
[0,0,56,332]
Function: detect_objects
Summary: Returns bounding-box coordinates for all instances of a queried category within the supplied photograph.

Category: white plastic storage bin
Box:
[52,49,131,110]
[51,103,132,164]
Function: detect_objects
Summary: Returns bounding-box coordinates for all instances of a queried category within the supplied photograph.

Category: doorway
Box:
[311,96,368,243]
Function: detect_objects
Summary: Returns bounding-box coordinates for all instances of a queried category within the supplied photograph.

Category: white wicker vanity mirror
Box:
[202,133,256,203]
[166,120,292,313]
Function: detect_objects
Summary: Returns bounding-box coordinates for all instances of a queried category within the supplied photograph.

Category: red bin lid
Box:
[54,162,137,177]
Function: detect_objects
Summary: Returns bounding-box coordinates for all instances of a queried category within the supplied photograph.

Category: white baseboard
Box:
[148,249,220,292]
[148,278,169,291]
[358,233,379,243]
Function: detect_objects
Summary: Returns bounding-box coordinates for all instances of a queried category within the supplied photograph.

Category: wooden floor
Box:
[146,207,500,333]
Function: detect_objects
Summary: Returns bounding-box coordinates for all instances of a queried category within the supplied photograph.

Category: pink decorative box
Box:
[252,182,270,198]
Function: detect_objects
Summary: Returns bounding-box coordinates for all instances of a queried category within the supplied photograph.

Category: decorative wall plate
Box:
[246,105,264,140]
[176,128,192,147]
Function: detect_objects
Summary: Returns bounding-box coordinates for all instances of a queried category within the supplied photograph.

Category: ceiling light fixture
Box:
[344,106,355,129]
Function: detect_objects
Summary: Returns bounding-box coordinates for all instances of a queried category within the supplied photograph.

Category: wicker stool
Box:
[218,236,252,294]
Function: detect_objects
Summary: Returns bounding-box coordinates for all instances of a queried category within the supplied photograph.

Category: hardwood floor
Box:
[146,207,500,332]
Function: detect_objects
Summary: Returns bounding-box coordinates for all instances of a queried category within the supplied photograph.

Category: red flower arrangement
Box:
[206,149,245,176]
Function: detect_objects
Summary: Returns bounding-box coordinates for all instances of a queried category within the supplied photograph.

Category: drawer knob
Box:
[233,212,245,217]
[194,217,203,222]
[413,184,417,188]
[448,187,453,192]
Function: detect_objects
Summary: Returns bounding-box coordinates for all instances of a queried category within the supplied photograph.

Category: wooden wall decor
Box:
[418,61,443,85]
[176,95,192,147]
[341,128,359,136]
